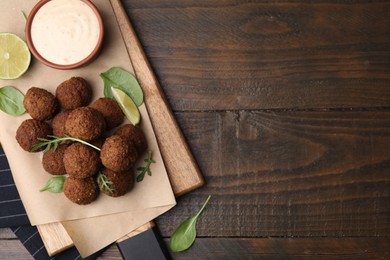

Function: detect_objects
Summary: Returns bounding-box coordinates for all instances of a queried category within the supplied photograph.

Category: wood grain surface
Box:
[1,231,388,260]
[1,0,389,259]
[123,0,390,111]
[156,110,390,237]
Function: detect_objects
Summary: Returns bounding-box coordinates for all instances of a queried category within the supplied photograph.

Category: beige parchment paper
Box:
[0,0,176,256]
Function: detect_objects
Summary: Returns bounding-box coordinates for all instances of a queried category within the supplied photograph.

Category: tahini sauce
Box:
[31,0,101,65]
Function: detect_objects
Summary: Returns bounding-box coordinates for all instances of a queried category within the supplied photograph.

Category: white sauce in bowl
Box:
[31,0,101,65]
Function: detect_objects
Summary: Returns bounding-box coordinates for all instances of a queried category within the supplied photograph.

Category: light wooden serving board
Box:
[37,0,204,256]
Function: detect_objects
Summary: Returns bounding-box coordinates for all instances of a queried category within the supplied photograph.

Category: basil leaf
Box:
[40,176,66,193]
[0,86,25,116]
[170,195,211,252]
[170,215,198,252]
[100,67,143,107]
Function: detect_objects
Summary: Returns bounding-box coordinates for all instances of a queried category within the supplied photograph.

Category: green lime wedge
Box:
[111,87,140,126]
[0,33,31,80]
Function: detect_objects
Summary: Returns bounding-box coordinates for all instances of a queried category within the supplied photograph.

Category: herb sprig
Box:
[97,171,115,193]
[136,150,155,182]
[32,135,101,153]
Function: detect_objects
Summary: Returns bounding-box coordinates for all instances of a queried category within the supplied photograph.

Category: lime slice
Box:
[111,87,140,125]
[0,33,31,80]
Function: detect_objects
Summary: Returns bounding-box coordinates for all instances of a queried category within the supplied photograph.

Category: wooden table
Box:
[1,0,389,259]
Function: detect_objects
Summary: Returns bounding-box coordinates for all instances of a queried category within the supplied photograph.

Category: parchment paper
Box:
[0,0,176,256]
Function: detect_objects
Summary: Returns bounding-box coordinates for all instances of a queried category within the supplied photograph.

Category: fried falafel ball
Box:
[56,77,92,110]
[63,143,101,179]
[16,119,52,152]
[23,87,59,121]
[98,168,134,197]
[100,135,138,172]
[42,144,69,175]
[63,177,99,205]
[90,97,124,129]
[114,124,147,155]
[51,110,71,138]
[65,107,106,141]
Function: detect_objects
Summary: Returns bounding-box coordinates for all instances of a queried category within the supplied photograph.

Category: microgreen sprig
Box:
[32,135,101,153]
[136,150,155,182]
[97,171,115,193]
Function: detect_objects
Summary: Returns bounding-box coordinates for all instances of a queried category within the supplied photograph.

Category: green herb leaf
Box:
[0,86,25,116]
[97,171,115,193]
[40,176,66,193]
[136,150,155,182]
[32,135,101,153]
[170,195,212,252]
[100,67,143,106]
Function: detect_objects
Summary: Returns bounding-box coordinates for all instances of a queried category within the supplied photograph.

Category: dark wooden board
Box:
[165,238,390,259]
[122,0,390,111]
[1,233,389,260]
[156,110,390,237]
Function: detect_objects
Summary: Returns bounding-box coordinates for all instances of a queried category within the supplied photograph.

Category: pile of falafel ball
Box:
[15,77,148,205]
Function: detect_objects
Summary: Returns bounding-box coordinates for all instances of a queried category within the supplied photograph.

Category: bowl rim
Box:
[25,0,104,70]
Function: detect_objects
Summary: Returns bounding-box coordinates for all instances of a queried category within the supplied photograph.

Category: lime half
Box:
[0,33,31,80]
[111,87,141,125]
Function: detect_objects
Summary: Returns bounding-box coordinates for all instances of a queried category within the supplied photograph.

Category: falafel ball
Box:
[100,135,138,172]
[65,107,106,141]
[98,168,134,197]
[56,77,92,110]
[114,124,147,155]
[42,144,69,175]
[90,98,124,129]
[16,119,52,152]
[63,143,101,179]
[63,177,99,205]
[51,110,71,138]
[23,87,58,121]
